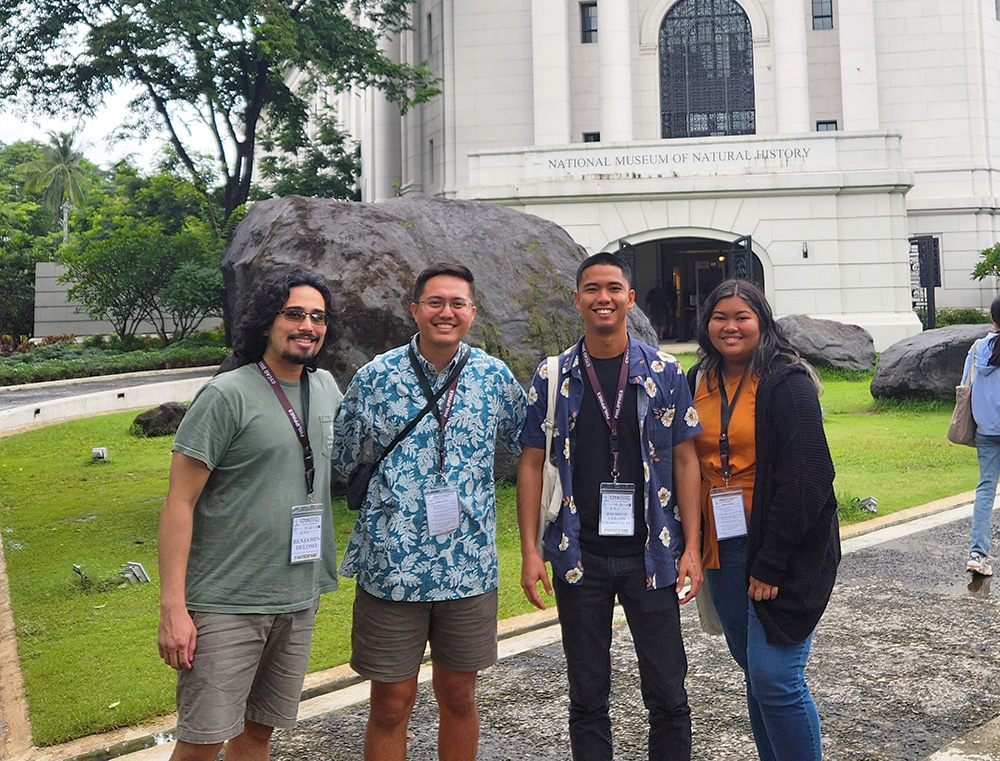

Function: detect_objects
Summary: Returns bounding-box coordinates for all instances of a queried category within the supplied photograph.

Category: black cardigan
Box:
[690,360,841,645]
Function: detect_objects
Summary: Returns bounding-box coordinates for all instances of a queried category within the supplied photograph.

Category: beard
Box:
[280,336,320,365]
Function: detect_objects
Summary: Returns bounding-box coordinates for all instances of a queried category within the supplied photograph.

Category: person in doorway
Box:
[689,278,840,761]
[331,262,526,761]
[962,296,1000,577]
[518,251,703,761]
[157,268,342,761]
[644,282,675,340]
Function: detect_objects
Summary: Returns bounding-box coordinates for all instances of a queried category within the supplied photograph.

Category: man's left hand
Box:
[676,548,703,604]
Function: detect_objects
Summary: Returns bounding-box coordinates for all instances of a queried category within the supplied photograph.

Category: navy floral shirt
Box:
[521,337,701,589]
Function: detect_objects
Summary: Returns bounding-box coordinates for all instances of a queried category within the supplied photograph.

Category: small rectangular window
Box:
[581,3,598,43]
[583,132,601,143]
[812,0,833,30]
[429,139,434,182]
[426,12,433,57]
[816,120,838,131]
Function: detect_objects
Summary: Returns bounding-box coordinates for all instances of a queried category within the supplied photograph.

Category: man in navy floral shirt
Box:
[517,252,703,761]
[332,262,526,761]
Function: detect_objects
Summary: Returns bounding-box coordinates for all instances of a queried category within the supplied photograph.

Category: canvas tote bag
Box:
[947,339,980,447]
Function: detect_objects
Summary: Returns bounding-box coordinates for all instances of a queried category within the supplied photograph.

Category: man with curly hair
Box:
[157,268,342,761]
[517,252,703,761]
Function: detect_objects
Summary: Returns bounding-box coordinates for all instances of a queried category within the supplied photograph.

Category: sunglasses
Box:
[276,308,328,325]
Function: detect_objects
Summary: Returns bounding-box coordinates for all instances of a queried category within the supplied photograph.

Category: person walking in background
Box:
[157,269,342,761]
[518,252,703,761]
[331,262,526,761]
[688,279,840,761]
[963,297,1000,577]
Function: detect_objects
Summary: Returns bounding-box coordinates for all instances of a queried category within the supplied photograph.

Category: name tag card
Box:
[425,486,461,536]
[710,486,748,540]
[599,482,635,537]
[290,503,324,564]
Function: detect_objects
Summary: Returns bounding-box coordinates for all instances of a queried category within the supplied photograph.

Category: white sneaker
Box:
[966,553,994,577]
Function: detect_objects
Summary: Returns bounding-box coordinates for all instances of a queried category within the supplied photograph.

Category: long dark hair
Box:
[234,268,334,367]
[695,279,816,389]
[989,296,1000,367]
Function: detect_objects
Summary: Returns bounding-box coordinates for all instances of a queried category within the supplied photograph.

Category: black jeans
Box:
[554,549,691,761]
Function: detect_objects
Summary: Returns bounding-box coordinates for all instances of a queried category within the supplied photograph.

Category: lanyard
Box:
[257,361,315,499]
[408,346,467,472]
[580,341,630,482]
[717,369,748,484]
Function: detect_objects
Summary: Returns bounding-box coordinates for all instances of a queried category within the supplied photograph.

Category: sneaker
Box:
[967,553,994,577]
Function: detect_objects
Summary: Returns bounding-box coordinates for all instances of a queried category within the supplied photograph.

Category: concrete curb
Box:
[0,376,211,435]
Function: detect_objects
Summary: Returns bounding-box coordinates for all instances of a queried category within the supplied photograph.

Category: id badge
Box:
[425,486,461,536]
[599,482,635,537]
[290,503,324,564]
[710,486,748,540]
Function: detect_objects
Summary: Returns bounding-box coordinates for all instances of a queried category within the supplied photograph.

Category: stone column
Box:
[372,35,403,201]
[772,0,811,133]
[598,0,633,142]
[532,0,572,145]
[838,0,880,130]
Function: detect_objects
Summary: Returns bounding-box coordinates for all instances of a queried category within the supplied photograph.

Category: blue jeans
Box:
[705,537,822,761]
[554,549,691,761]
[971,432,1000,557]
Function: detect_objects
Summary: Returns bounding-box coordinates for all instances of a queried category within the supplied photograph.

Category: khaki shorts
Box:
[175,602,318,744]
[350,587,498,682]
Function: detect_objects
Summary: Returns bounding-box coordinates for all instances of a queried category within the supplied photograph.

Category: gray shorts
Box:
[175,602,318,744]
[350,587,498,682]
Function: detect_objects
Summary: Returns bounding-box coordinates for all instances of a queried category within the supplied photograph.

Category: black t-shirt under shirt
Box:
[573,350,648,557]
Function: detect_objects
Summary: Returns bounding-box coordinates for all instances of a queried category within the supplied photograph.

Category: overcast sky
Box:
[0,88,213,170]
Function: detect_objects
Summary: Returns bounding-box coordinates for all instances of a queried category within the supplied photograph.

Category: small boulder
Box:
[777,315,876,371]
[870,324,991,400]
[133,402,189,437]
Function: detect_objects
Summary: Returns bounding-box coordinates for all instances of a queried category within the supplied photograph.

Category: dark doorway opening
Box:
[632,236,764,342]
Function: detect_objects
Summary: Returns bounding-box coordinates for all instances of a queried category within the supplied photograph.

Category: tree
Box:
[255,111,361,200]
[18,131,92,243]
[973,243,1000,281]
[61,165,225,342]
[0,0,437,223]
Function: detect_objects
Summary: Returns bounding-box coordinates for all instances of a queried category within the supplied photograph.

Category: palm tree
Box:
[20,130,91,244]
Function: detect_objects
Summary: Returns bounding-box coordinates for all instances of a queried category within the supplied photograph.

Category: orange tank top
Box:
[692,370,758,570]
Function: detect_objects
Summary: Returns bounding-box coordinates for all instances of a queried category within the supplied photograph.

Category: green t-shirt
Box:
[171,363,343,613]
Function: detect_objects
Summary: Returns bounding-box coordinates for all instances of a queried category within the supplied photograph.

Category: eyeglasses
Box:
[277,308,328,325]
[417,297,474,312]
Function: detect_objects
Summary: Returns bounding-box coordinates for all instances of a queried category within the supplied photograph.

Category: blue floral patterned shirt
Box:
[332,335,527,602]
[521,336,701,589]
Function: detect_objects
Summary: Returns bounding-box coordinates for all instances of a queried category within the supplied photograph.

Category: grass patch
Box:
[0,365,981,744]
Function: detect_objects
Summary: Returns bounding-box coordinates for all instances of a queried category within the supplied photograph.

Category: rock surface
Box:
[131,402,188,437]
[777,314,876,371]
[870,324,990,399]
[221,195,658,389]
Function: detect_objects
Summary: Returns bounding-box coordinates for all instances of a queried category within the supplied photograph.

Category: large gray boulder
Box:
[870,324,991,400]
[222,195,658,387]
[777,314,876,371]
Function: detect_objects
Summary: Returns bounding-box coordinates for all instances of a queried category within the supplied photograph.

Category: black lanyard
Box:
[408,346,467,472]
[257,361,315,498]
[717,369,748,482]
[580,340,630,481]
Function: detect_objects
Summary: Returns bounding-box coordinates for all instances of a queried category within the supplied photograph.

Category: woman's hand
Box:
[748,575,778,601]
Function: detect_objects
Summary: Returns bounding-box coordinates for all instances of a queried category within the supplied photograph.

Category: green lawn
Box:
[0,365,980,745]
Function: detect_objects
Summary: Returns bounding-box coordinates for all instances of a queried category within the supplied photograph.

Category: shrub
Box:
[917,307,989,329]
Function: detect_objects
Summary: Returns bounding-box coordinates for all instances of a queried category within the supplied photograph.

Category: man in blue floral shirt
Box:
[517,252,703,761]
[332,262,526,761]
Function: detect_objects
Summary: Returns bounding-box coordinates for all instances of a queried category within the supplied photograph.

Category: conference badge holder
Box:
[709,486,747,540]
[290,503,324,564]
[599,482,635,537]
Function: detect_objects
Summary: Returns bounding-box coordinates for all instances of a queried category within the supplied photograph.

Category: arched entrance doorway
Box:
[631,236,765,341]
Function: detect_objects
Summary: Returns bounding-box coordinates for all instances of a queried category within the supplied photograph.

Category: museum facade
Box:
[333,0,1000,348]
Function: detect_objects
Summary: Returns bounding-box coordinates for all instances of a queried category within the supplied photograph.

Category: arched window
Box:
[659,0,755,139]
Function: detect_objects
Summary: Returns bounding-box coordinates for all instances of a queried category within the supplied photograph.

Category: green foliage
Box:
[255,111,361,200]
[0,339,228,385]
[972,241,1000,280]
[0,0,439,221]
[60,166,225,343]
[916,307,989,330]
[18,131,95,243]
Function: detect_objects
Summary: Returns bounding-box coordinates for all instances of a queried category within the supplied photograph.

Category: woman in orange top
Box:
[689,280,840,761]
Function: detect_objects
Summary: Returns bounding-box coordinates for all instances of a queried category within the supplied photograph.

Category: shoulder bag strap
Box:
[369,349,470,471]
[543,356,559,459]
